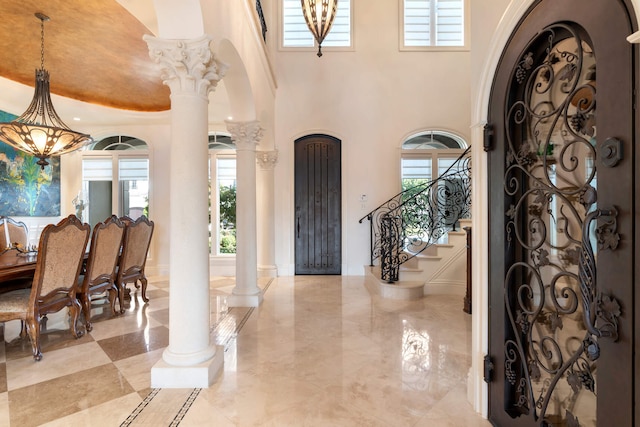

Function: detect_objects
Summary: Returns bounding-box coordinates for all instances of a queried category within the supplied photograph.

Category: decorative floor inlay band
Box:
[169,388,202,426]
[120,278,273,425]
[120,388,160,426]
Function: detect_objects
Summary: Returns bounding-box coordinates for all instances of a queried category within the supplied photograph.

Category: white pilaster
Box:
[144,34,227,388]
[256,150,278,277]
[226,121,263,307]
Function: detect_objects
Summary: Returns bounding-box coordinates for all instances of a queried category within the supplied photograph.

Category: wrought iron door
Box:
[294,134,341,274]
[487,1,636,426]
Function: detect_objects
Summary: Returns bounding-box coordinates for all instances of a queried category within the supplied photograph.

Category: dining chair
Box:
[0,216,28,250]
[0,217,33,293]
[115,215,154,313]
[76,215,125,332]
[0,214,90,361]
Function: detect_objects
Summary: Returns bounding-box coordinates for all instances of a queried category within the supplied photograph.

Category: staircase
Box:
[360,148,471,300]
[364,218,471,300]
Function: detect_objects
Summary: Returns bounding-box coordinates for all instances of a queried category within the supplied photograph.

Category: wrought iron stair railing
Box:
[359,147,471,283]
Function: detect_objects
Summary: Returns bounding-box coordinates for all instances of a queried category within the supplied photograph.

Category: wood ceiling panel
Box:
[0,0,170,112]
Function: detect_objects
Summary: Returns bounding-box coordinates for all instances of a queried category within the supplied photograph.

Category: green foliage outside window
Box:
[219,184,236,253]
[401,178,429,200]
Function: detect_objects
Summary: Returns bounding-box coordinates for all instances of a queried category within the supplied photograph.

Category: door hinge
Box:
[484,354,494,383]
[483,124,494,152]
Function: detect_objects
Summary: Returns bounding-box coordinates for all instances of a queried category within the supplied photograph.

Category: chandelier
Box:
[301,0,338,57]
[0,13,92,169]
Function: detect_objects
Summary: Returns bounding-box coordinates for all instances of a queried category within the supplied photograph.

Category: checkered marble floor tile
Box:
[0,276,490,426]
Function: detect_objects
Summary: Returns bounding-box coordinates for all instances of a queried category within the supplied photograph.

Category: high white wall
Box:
[272,0,472,275]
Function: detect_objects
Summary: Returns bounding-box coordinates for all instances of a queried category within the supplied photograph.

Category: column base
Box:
[227,291,263,307]
[257,264,278,278]
[151,346,224,388]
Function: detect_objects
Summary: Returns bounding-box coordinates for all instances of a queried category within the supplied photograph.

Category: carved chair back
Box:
[78,215,125,330]
[116,215,154,311]
[0,216,28,250]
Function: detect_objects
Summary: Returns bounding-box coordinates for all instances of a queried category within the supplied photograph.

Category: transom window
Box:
[282,0,352,49]
[402,0,466,49]
[401,130,466,189]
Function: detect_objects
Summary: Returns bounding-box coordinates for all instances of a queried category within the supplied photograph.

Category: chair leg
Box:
[80,292,93,332]
[68,299,84,339]
[140,276,149,302]
[118,281,126,314]
[108,288,118,315]
[26,316,42,361]
[19,320,27,338]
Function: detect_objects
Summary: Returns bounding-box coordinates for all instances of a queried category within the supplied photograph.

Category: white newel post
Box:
[256,150,278,277]
[144,34,227,387]
[226,121,263,307]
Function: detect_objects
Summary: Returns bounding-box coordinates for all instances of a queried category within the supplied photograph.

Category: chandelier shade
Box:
[0,13,92,169]
[301,0,338,57]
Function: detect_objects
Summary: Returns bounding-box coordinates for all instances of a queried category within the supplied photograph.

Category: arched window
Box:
[81,136,149,227]
[209,133,236,255]
[401,130,466,190]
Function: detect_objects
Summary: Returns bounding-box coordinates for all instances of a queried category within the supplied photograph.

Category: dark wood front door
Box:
[295,134,341,274]
[487,1,637,425]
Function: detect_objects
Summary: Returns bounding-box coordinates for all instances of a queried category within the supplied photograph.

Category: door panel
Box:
[295,135,341,274]
[487,1,635,425]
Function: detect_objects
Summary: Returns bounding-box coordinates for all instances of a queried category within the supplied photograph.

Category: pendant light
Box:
[301,0,338,57]
[0,13,93,169]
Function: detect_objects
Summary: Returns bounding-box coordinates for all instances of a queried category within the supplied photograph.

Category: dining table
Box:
[0,249,38,283]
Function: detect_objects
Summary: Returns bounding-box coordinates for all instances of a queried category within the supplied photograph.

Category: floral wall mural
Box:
[0,110,61,217]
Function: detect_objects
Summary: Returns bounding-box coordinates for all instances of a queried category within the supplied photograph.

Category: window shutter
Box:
[322,1,351,47]
[404,0,464,47]
[402,156,432,181]
[119,158,149,181]
[404,0,431,47]
[82,158,113,181]
[436,0,464,46]
[283,0,314,47]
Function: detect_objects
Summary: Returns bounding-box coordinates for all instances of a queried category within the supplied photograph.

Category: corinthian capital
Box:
[144,34,228,97]
[256,150,279,170]
[226,121,263,151]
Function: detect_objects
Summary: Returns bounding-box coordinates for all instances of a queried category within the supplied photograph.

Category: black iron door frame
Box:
[486,0,637,425]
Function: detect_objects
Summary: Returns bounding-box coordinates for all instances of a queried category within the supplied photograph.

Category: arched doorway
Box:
[294,134,341,275]
[486,0,637,425]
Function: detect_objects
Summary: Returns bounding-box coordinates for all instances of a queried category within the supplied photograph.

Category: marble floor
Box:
[0,275,490,426]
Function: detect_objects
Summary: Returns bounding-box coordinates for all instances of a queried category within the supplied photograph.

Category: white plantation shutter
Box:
[402,156,432,181]
[322,1,351,46]
[82,158,112,181]
[404,0,431,46]
[283,0,351,48]
[283,0,314,47]
[436,0,464,46]
[119,158,149,180]
[403,0,464,47]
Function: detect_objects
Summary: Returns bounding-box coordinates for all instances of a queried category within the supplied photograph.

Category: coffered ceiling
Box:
[0,0,170,113]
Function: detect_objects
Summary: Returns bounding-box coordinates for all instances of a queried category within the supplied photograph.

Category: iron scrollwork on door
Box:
[501,23,621,426]
[579,208,621,363]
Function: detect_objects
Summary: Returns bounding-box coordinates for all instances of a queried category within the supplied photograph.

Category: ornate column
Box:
[256,150,278,277]
[144,34,227,387]
[226,120,263,307]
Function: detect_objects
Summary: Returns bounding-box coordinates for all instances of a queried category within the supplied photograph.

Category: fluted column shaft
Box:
[256,150,278,277]
[226,121,263,307]
[145,34,227,387]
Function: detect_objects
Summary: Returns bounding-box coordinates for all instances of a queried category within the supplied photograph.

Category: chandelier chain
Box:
[40,16,45,70]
